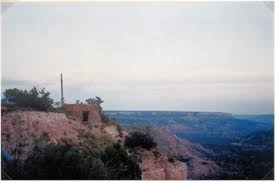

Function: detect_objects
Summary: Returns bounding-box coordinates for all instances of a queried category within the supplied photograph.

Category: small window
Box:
[83,111,89,122]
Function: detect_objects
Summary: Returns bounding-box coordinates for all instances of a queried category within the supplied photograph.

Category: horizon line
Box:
[103,109,274,115]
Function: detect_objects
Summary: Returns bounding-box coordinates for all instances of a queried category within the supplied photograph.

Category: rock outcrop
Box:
[138,148,187,180]
[1,109,188,180]
[150,127,219,179]
[1,110,110,159]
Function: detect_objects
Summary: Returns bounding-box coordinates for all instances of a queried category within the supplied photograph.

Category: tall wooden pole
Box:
[61,73,64,106]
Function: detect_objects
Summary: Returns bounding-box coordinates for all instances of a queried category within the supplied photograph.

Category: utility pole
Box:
[60,73,64,107]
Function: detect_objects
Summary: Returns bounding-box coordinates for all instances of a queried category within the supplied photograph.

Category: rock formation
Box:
[150,127,219,179]
[138,148,187,180]
[1,107,188,180]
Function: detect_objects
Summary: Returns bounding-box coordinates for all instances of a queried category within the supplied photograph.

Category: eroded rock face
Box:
[103,124,128,143]
[138,149,188,180]
[1,110,188,180]
[142,168,166,180]
[150,127,219,179]
[1,110,112,159]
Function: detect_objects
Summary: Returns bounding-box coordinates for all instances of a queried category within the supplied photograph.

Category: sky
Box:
[1,2,274,114]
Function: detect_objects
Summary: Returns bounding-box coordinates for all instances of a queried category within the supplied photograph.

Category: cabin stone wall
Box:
[63,104,102,126]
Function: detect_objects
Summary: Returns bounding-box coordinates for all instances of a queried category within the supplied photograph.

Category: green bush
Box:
[3,87,53,111]
[102,143,141,180]
[124,131,157,150]
[5,142,141,180]
[21,143,107,179]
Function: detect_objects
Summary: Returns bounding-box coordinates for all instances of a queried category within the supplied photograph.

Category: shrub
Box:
[102,143,141,180]
[5,142,141,180]
[168,157,175,162]
[21,143,107,179]
[124,131,157,150]
[3,87,53,111]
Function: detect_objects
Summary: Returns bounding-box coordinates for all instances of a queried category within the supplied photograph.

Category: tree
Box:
[6,142,142,180]
[22,143,108,180]
[85,97,104,112]
[102,143,141,180]
[86,97,103,105]
[3,87,53,111]
[124,131,157,150]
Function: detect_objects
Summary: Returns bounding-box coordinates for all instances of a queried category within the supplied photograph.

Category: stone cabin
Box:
[63,104,102,126]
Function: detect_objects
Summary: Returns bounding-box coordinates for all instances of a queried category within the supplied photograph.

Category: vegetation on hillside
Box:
[102,143,141,179]
[1,87,144,180]
[125,131,157,150]
[206,145,274,180]
[3,87,53,111]
[3,142,141,180]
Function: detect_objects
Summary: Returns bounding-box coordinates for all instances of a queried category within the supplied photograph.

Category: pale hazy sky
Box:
[1,2,274,114]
